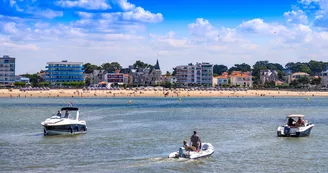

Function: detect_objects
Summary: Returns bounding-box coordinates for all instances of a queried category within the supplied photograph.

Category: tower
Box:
[154,59,160,70]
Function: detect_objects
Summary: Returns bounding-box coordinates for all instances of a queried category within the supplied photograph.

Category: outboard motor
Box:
[179,147,185,158]
[284,125,290,136]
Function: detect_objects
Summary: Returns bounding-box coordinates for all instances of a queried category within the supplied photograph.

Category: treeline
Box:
[83,60,155,73]
[213,60,328,84]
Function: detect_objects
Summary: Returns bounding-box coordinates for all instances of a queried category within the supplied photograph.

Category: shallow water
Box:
[0,97,327,173]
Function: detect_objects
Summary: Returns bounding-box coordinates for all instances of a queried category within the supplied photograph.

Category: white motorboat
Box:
[277,114,314,137]
[168,143,214,159]
[41,107,87,135]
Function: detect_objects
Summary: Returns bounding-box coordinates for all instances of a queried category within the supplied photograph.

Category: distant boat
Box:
[277,114,314,137]
[41,107,87,136]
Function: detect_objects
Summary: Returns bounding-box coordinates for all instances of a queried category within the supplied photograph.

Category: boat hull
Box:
[43,124,87,136]
[168,143,214,159]
[277,125,314,137]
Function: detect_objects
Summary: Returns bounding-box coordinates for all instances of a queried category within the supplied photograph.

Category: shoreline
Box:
[1,89,328,98]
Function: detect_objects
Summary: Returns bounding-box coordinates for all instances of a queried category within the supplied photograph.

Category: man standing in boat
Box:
[190,131,202,152]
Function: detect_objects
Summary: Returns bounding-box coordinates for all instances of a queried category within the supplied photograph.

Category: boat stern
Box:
[277,126,287,137]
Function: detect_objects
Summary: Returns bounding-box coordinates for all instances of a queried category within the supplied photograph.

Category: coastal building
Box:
[288,72,310,84]
[15,75,30,84]
[87,70,107,86]
[45,60,84,84]
[104,70,129,86]
[319,70,328,87]
[260,69,278,85]
[160,75,177,84]
[0,55,15,86]
[129,60,162,86]
[230,71,253,87]
[213,72,229,87]
[175,62,213,87]
[38,71,46,81]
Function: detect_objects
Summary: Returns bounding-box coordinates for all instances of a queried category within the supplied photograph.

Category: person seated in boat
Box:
[287,117,295,126]
[64,110,69,118]
[190,131,202,152]
[295,117,305,127]
[183,140,196,152]
[56,110,62,117]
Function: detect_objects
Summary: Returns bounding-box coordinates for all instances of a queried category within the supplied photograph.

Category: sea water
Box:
[0,97,327,173]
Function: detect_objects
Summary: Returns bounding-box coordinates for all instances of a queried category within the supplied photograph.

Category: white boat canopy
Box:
[287,114,305,118]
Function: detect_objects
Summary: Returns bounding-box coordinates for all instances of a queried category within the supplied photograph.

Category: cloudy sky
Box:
[0,0,328,74]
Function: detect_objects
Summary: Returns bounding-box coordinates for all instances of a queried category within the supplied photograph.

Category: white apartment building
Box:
[175,62,213,86]
[320,70,328,87]
[0,55,15,86]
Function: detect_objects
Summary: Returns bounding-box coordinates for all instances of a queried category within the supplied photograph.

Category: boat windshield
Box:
[65,111,78,120]
[54,111,78,120]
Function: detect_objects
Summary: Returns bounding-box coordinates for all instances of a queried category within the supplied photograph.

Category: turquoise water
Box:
[0,97,327,173]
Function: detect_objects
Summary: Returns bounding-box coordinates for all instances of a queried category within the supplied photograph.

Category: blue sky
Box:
[0,0,328,74]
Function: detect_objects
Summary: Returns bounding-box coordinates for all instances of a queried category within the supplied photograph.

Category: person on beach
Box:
[190,131,202,152]
[56,110,61,117]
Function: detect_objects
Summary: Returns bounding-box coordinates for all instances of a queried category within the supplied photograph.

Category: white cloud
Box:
[34,22,49,29]
[188,18,244,44]
[55,0,111,10]
[9,0,16,6]
[122,7,163,23]
[150,32,191,49]
[104,34,144,40]
[238,18,289,35]
[1,42,39,51]
[299,0,315,5]
[319,31,328,39]
[298,0,328,29]
[76,11,93,19]
[36,9,63,19]
[3,22,17,34]
[100,12,122,21]
[117,0,135,10]
[284,10,308,24]
[188,18,218,38]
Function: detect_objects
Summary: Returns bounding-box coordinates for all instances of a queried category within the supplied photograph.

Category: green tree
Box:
[285,62,311,74]
[172,68,177,76]
[264,81,275,88]
[20,73,44,86]
[85,78,91,86]
[311,77,321,85]
[252,61,269,83]
[14,82,26,87]
[133,60,153,69]
[213,65,228,75]
[298,76,310,85]
[252,61,284,84]
[308,60,324,75]
[37,82,50,87]
[228,63,251,74]
[290,80,299,88]
[166,71,171,76]
[163,81,172,88]
[101,62,122,73]
[83,63,101,73]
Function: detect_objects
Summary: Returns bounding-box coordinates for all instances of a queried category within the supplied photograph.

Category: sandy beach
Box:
[1,89,328,98]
